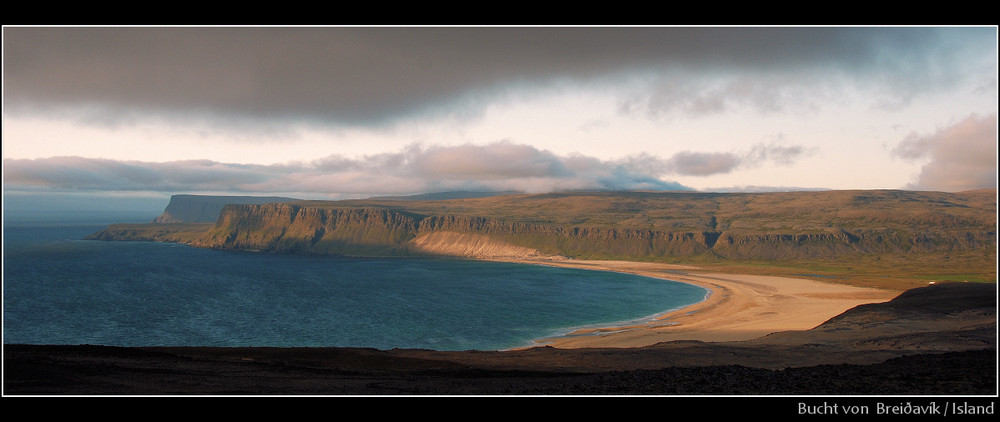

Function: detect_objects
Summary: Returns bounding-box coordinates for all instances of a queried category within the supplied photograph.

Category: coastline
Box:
[500,258,902,349]
[6,237,994,395]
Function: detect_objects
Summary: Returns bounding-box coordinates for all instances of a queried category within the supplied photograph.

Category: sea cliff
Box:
[88,189,998,277]
[152,194,298,223]
[192,205,420,256]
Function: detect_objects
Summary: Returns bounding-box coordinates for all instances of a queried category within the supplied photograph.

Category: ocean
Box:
[2,214,708,351]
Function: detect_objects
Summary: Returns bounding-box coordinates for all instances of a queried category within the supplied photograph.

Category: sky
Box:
[2,26,998,209]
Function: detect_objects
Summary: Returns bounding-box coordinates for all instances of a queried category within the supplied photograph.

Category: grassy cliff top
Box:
[289,188,997,233]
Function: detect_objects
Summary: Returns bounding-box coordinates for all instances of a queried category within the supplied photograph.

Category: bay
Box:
[3,220,708,351]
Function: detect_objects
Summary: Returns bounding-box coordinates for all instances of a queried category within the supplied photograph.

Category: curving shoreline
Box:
[402,229,906,349]
[5,254,992,395]
[501,258,902,349]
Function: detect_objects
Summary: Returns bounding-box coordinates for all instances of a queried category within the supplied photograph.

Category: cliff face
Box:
[94,189,998,264]
[189,205,724,259]
[153,194,299,223]
[192,204,420,256]
[710,229,996,260]
[417,215,718,258]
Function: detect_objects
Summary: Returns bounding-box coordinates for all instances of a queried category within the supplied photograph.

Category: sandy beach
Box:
[408,231,905,349]
[508,258,901,348]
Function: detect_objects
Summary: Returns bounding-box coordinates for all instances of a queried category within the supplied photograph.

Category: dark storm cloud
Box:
[5,26,986,127]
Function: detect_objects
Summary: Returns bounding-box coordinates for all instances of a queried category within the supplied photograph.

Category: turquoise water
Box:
[2,219,707,351]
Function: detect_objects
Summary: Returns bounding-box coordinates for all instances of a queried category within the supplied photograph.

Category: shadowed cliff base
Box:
[4,282,995,395]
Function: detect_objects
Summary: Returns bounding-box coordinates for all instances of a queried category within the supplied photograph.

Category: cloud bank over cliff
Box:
[3,138,830,197]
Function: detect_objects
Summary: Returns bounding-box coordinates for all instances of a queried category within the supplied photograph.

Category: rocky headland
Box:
[151,194,299,223]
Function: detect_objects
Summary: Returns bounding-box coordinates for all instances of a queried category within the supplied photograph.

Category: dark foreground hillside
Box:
[2,345,994,396]
[4,282,995,396]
